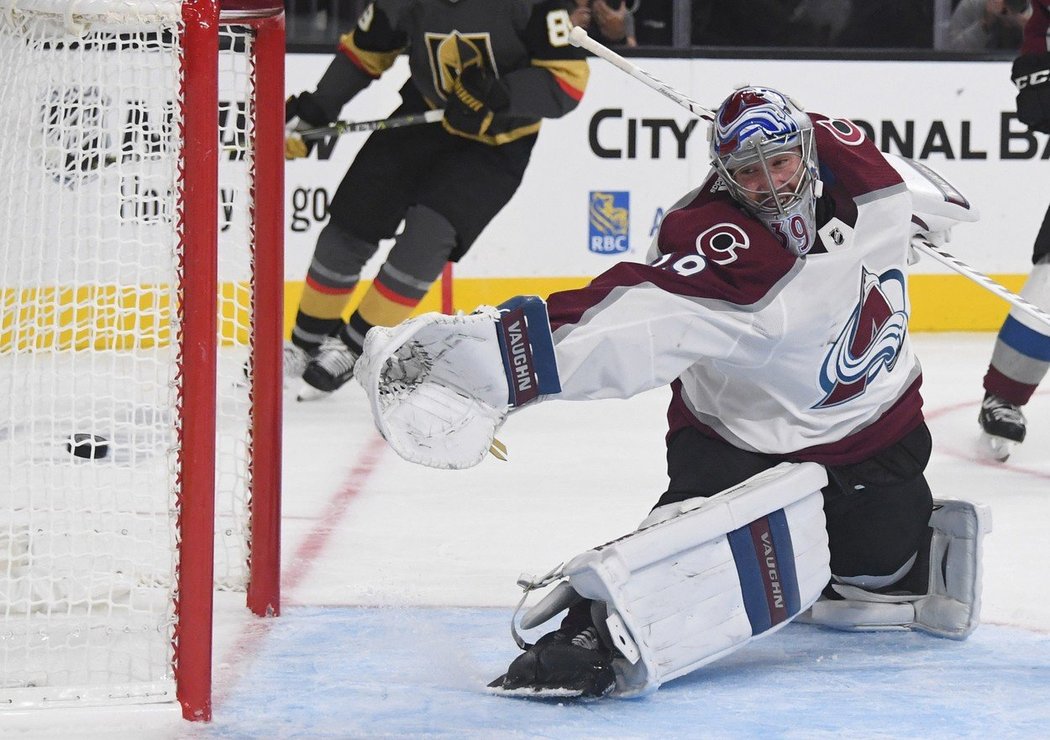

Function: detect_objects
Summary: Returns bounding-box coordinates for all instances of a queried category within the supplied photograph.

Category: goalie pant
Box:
[515,464,990,696]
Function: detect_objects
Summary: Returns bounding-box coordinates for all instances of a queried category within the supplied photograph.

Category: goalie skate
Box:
[485,682,595,700]
[487,627,615,700]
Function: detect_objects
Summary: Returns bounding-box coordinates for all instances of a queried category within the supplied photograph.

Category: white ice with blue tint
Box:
[203,610,1050,739]
[8,334,1050,738]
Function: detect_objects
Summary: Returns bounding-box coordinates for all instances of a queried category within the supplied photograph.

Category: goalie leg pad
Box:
[556,462,830,696]
[915,498,991,639]
[800,499,991,640]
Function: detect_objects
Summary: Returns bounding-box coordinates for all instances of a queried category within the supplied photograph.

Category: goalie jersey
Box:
[328,0,588,145]
[545,116,924,466]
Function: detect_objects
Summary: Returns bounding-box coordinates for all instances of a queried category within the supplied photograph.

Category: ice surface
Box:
[5,333,1048,738]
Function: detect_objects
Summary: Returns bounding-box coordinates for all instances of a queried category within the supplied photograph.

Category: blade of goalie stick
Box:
[297,109,445,141]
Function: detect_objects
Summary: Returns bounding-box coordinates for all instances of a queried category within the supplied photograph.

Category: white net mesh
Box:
[215,23,257,592]
[0,0,262,708]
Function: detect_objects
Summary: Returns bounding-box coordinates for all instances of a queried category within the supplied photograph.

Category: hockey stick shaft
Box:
[567,26,715,121]
[93,111,445,168]
[914,240,1050,330]
[297,109,444,141]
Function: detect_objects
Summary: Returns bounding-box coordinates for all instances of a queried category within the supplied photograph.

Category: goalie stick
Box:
[567,26,714,121]
[88,111,445,169]
[295,109,445,141]
[571,28,1049,331]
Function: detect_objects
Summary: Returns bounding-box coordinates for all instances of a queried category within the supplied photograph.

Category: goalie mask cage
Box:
[0,0,284,722]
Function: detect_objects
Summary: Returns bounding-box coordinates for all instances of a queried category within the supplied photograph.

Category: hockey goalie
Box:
[355,85,992,697]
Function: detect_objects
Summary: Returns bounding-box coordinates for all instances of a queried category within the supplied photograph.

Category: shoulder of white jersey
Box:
[645,182,706,263]
[655,172,782,259]
[883,153,980,236]
[808,114,906,197]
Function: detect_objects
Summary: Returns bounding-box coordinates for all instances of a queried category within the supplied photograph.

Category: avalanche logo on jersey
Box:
[588,191,629,254]
[814,266,909,408]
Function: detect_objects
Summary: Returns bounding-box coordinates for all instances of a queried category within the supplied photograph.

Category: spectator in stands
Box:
[790,0,853,46]
[947,0,1031,51]
[691,0,822,47]
[835,0,935,48]
[573,0,638,47]
[633,0,673,46]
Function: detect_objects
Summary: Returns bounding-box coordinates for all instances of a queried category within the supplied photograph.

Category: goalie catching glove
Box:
[356,296,560,469]
[1012,52,1050,133]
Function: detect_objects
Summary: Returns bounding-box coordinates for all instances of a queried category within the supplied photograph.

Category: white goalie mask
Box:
[710,86,822,257]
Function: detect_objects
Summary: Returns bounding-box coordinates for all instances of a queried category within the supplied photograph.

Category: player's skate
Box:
[283,342,317,386]
[978,392,1026,461]
[298,338,359,401]
[239,341,316,389]
[488,625,615,699]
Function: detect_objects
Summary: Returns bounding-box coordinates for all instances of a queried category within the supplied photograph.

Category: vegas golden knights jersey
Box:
[333,0,589,145]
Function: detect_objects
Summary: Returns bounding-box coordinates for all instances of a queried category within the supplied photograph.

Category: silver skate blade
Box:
[979,432,1015,462]
[485,677,586,700]
[296,383,332,402]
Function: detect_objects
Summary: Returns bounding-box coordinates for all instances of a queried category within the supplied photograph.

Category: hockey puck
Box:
[67,433,109,460]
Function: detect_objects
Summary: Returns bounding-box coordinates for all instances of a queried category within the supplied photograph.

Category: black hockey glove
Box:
[284,92,331,159]
[1012,52,1050,134]
[442,64,511,139]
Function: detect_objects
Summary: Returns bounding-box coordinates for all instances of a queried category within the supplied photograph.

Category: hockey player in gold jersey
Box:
[283,0,589,400]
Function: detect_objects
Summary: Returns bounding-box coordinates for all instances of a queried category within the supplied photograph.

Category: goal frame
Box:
[177,0,285,721]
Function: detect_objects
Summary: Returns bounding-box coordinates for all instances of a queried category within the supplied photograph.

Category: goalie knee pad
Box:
[800,499,991,640]
[517,462,831,696]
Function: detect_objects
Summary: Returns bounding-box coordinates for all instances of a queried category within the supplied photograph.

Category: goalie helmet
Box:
[710,86,822,257]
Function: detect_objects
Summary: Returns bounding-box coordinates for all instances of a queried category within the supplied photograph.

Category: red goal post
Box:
[0,0,284,722]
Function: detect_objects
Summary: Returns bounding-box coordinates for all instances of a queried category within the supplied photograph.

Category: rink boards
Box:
[284,54,1039,331]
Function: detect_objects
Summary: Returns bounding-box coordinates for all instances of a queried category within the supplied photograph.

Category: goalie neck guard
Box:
[710,86,822,257]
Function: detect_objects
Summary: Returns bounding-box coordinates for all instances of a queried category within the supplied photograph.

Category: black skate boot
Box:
[298,338,359,401]
[489,626,615,699]
[978,392,1026,461]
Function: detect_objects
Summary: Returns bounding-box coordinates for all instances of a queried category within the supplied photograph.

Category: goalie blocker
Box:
[356,296,560,469]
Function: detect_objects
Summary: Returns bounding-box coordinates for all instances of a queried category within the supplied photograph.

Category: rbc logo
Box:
[588,191,629,254]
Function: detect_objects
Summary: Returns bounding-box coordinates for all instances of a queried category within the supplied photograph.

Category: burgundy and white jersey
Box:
[545,116,924,466]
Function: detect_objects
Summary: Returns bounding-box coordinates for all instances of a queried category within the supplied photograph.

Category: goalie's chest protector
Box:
[672,120,920,455]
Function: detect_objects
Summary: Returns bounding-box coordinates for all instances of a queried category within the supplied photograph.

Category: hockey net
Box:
[0,0,283,720]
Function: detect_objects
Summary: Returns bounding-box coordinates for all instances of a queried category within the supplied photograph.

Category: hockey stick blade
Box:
[913,240,1050,330]
[297,109,444,141]
[567,26,714,121]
